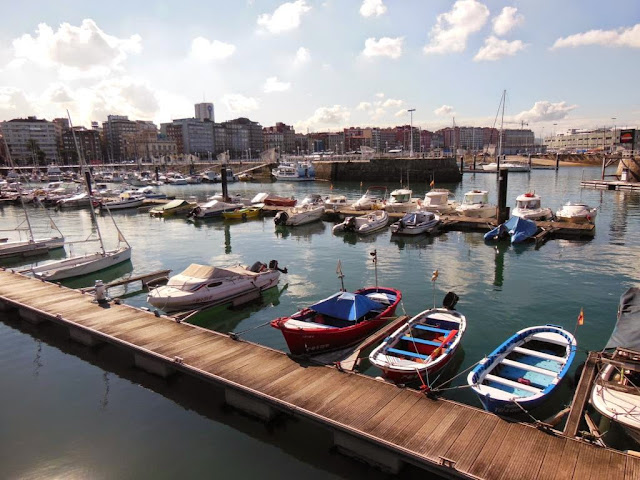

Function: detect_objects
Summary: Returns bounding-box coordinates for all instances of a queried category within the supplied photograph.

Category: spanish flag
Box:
[429,179,435,188]
[330,184,333,190]
[577,308,584,326]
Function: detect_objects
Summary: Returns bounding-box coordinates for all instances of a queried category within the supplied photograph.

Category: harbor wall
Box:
[313,157,462,183]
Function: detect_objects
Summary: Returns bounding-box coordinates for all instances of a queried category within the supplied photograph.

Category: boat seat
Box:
[484,373,542,393]
[500,358,558,376]
[513,346,564,363]
[400,336,441,347]
[413,325,451,335]
[386,347,429,360]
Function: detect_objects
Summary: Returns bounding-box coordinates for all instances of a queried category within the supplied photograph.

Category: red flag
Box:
[577,308,584,326]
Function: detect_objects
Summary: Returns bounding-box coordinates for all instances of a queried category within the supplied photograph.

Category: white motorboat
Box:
[56,192,91,208]
[187,199,242,219]
[352,186,387,210]
[274,204,324,226]
[390,211,440,235]
[208,169,238,183]
[186,175,202,184]
[100,192,145,210]
[456,190,496,218]
[147,260,285,312]
[324,194,350,210]
[168,174,188,185]
[512,193,553,221]
[422,189,459,214]
[555,202,597,224]
[135,186,167,199]
[272,162,315,181]
[481,162,530,172]
[385,188,420,213]
[299,194,325,206]
[332,209,388,235]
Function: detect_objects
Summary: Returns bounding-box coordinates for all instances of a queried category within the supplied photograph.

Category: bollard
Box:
[95,280,107,304]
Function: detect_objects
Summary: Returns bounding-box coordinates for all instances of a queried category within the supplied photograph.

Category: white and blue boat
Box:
[467,325,577,415]
[484,216,538,244]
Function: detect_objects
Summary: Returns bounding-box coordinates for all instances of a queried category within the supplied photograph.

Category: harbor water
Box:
[1,165,639,478]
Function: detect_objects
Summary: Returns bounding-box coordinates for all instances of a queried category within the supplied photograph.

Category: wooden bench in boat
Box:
[484,373,542,393]
[412,324,451,335]
[500,358,558,376]
[400,335,441,347]
[386,347,429,360]
[513,346,565,363]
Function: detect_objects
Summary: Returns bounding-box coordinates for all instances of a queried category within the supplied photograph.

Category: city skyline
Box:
[1,0,638,136]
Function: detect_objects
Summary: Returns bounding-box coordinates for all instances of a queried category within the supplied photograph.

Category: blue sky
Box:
[0,0,638,138]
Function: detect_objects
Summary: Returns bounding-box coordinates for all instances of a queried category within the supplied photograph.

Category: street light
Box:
[612,117,617,154]
[408,109,416,157]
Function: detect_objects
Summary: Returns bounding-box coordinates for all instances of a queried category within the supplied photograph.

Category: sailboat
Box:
[0,138,65,259]
[24,113,132,281]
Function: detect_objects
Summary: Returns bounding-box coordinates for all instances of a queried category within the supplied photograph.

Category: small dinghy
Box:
[332,210,388,235]
[555,202,597,224]
[390,211,439,235]
[369,293,465,384]
[468,325,576,414]
[484,216,538,244]
[271,287,401,355]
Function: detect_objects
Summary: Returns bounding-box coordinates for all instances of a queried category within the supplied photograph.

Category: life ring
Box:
[524,192,535,198]
[242,212,247,220]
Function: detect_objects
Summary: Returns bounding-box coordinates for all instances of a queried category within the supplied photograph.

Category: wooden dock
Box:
[581,180,640,192]
[1,269,637,478]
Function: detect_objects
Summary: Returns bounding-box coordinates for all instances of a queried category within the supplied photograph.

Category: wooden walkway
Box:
[0,269,638,479]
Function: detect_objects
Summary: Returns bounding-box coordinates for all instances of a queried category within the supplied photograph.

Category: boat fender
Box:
[442,291,459,310]
[517,377,531,386]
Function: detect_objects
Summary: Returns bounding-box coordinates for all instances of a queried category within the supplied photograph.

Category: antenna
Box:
[336,260,345,292]
[370,249,378,291]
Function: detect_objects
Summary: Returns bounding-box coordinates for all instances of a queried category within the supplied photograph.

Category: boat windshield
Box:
[392,193,411,203]
[517,199,540,209]
[464,193,487,205]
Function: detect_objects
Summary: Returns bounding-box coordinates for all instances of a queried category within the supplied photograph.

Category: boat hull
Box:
[0,236,65,258]
[31,246,132,281]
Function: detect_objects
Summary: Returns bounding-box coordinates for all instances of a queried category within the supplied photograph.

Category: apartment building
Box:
[0,117,59,165]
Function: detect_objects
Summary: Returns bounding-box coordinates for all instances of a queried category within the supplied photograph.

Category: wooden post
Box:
[528,154,532,169]
[473,154,477,170]
[555,152,560,171]
[459,156,464,173]
[601,154,606,180]
[221,165,229,202]
[497,168,509,223]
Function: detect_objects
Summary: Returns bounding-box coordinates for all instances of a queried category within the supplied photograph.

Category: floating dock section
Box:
[0,269,638,478]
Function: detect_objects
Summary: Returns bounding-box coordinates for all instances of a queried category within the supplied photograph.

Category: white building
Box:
[0,117,59,165]
[545,128,618,153]
[195,103,215,122]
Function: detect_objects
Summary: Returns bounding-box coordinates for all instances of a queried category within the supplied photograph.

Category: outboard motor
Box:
[268,259,288,274]
[442,291,459,310]
[187,206,200,218]
[274,211,289,225]
[249,261,266,272]
[343,216,357,232]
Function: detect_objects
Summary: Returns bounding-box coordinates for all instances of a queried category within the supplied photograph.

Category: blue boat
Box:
[467,325,577,415]
[484,216,538,244]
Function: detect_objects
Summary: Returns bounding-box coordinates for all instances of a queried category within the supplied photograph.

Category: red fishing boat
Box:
[270,287,401,355]
[264,195,297,207]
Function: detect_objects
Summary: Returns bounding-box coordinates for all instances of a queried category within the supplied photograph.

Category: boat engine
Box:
[343,216,357,232]
[268,259,288,274]
[274,211,289,225]
[442,291,459,310]
[187,206,200,218]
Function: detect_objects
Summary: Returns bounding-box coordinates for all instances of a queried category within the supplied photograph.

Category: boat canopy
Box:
[310,291,384,322]
[605,287,640,350]
[167,264,255,287]
[160,199,190,210]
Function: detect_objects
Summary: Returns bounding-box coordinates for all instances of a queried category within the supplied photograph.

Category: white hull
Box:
[101,198,144,210]
[29,246,132,281]
[482,162,530,172]
[512,207,553,221]
[0,236,65,258]
[456,204,496,218]
[384,200,421,213]
[333,210,388,235]
[555,204,597,224]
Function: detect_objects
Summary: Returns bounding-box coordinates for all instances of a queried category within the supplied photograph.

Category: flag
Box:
[330,184,334,190]
[429,179,435,188]
[431,270,439,282]
[577,308,584,326]
[360,181,363,188]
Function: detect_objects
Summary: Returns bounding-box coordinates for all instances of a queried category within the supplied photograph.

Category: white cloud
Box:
[44,84,74,103]
[434,104,455,116]
[360,0,387,18]
[362,37,404,59]
[375,92,385,98]
[264,76,291,93]
[299,105,350,129]
[257,1,311,34]
[423,0,490,54]
[474,36,526,61]
[293,47,310,66]
[382,98,403,108]
[221,93,260,114]
[514,101,577,123]
[10,19,141,77]
[492,7,524,36]
[356,101,372,111]
[551,24,640,49]
[189,37,236,62]
[394,109,407,118]
[0,87,34,119]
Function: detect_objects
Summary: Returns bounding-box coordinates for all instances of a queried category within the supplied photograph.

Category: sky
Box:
[0,0,639,138]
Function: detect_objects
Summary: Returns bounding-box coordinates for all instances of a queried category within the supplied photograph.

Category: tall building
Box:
[161,118,215,157]
[61,127,103,164]
[343,127,373,152]
[221,118,263,159]
[0,117,59,165]
[263,122,295,153]
[103,115,138,162]
[195,103,215,122]
[501,129,535,154]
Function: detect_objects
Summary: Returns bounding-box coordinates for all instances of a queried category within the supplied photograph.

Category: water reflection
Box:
[389,234,435,251]
[337,229,388,245]
[274,221,326,241]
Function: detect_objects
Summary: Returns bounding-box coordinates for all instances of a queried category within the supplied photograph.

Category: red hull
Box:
[271,287,401,355]
[264,197,297,207]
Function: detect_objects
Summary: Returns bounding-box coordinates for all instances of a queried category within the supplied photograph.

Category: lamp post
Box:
[612,117,617,154]
[552,123,557,152]
[408,109,416,157]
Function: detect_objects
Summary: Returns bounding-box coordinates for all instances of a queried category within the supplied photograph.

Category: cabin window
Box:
[394,193,410,202]
[207,281,223,288]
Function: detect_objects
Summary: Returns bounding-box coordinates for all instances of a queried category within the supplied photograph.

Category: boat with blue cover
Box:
[467,325,577,414]
[484,216,538,244]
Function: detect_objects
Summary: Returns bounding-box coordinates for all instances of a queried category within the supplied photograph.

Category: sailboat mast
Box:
[2,137,35,242]
[498,90,506,159]
[67,111,106,255]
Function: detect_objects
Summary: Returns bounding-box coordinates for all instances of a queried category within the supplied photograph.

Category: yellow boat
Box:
[222,207,261,220]
[149,199,194,217]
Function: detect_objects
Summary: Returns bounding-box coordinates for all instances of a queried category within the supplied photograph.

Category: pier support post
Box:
[333,431,403,474]
[528,154,532,169]
[459,156,464,173]
[225,389,276,421]
[134,353,175,378]
[555,152,560,171]
[473,154,476,170]
[68,327,104,347]
[0,299,16,312]
[221,165,229,202]
[19,308,46,325]
[497,168,509,223]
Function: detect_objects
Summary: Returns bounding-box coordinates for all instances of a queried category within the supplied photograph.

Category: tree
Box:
[26,139,46,165]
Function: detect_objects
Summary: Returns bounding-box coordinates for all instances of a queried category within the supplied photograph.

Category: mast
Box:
[2,137,35,242]
[498,90,506,159]
[67,111,106,255]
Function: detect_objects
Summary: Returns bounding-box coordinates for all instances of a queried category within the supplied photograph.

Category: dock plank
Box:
[466,420,513,478]
[552,437,581,480]
[498,427,552,480]
[446,414,501,473]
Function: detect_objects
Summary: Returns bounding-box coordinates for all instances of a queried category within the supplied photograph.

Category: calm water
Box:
[1,165,639,478]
